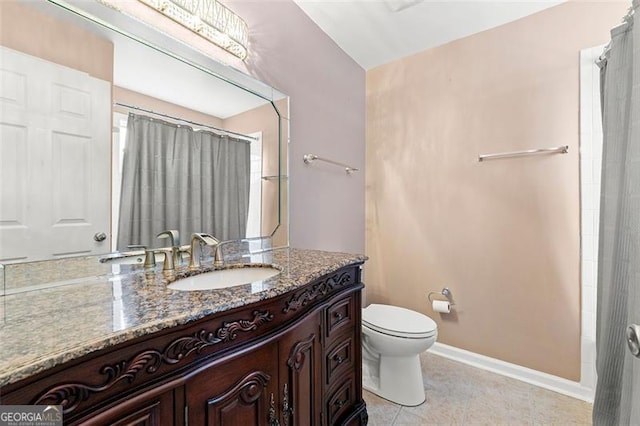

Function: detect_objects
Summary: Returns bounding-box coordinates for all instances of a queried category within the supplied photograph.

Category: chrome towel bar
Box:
[303,154,359,174]
[478,145,568,162]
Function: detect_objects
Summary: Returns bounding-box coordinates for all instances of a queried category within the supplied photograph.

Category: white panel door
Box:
[0,47,111,262]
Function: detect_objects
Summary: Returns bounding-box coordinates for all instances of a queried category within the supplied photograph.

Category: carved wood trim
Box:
[282,272,352,313]
[164,310,274,363]
[286,334,315,372]
[283,333,315,426]
[34,310,274,413]
[207,370,271,405]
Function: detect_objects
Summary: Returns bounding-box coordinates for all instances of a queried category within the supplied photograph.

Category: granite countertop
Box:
[0,248,366,387]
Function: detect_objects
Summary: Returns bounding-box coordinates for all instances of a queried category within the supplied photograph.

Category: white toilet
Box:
[361,304,437,406]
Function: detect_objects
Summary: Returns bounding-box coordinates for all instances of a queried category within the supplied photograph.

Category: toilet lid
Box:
[362,304,437,339]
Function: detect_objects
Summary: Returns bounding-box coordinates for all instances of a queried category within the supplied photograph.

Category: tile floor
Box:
[364,352,592,425]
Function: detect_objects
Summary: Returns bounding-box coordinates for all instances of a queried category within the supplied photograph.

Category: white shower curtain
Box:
[117,113,251,250]
[593,1,640,424]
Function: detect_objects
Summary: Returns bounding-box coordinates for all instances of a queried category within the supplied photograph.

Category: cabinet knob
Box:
[333,354,344,364]
[334,312,344,321]
[334,399,347,409]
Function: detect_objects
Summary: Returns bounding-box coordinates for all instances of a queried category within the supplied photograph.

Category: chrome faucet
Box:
[189,233,220,269]
[157,230,182,267]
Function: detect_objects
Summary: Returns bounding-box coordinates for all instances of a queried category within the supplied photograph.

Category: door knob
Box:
[94,232,107,242]
[626,324,640,358]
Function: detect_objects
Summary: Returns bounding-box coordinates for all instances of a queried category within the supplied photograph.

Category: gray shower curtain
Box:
[117,113,250,250]
[594,2,640,424]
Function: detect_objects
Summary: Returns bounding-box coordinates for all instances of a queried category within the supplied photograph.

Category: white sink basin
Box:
[168,266,280,291]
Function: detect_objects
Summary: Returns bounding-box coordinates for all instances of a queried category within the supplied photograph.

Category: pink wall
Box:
[366,1,627,380]
[227,1,366,253]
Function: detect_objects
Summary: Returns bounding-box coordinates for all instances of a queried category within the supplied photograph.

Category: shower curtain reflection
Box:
[117,113,250,250]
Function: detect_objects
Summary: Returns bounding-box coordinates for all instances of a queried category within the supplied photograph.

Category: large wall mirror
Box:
[0,0,289,266]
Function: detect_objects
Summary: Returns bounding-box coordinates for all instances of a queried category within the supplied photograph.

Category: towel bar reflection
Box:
[303,154,359,174]
[478,145,568,162]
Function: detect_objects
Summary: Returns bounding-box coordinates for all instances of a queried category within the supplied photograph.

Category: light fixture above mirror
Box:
[136,0,248,60]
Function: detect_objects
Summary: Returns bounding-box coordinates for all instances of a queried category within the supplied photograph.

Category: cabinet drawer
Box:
[326,296,355,340]
[326,335,355,387]
[326,377,356,425]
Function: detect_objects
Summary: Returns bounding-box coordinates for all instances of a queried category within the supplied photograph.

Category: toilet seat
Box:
[363,304,437,339]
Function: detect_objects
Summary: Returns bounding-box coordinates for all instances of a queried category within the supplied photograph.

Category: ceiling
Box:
[294,0,564,70]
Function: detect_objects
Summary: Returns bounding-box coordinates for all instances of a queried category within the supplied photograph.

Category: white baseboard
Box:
[429,343,595,403]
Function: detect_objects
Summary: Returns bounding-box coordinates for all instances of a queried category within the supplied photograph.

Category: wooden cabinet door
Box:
[186,343,279,426]
[75,388,175,426]
[279,311,323,426]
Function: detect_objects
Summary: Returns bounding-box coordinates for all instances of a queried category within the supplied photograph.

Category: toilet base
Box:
[363,353,425,406]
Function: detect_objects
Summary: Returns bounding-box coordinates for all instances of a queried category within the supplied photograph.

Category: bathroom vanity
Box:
[0,249,368,425]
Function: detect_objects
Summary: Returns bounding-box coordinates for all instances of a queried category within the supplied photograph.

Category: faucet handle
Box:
[128,245,157,268]
[143,249,157,269]
[154,248,175,272]
[157,230,181,247]
[213,240,226,267]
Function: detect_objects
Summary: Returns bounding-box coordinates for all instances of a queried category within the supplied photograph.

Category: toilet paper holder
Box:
[428,287,455,305]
